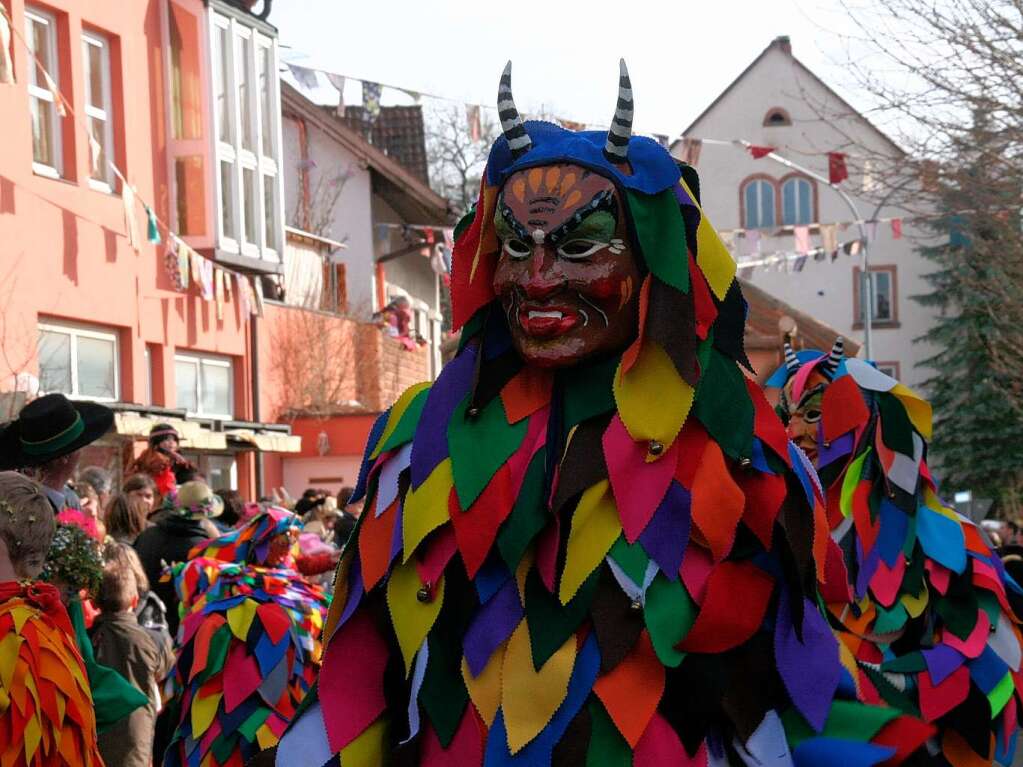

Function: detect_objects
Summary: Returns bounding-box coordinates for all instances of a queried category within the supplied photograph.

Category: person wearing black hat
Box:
[0,393,114,513]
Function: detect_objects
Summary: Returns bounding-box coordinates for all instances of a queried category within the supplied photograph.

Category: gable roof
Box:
[741,278,859,357]
[281,82,451,225]
[673,36,904,157]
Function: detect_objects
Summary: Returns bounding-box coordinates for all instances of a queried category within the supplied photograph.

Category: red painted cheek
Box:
[586,277,621,300]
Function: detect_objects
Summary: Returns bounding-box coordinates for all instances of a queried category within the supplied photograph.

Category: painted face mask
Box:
[775,338,843,467]
[492,163,641,367]
[273,63,938,767]
[765,338,1023,764]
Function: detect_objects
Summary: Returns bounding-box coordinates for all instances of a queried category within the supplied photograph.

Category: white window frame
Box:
[82,30,115,192]
[869,270,894,322]
[38,321,120,402]
[25,7,63,179]
[209,11,283,264]
[174,352,234,419]
[743,178,775,229]
[781,176,814,226]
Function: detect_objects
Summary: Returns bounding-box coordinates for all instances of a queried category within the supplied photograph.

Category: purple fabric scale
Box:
[818,430,855,470]
[923,644,966,685]
[638,481,691,581]
[774,587,840,732]
[463,578,524,677]
[854,537,881,601]
[410,346,476,489]
[337,560,365,633]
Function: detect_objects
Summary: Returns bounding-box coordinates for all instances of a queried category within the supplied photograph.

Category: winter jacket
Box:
[90,611,174,767]
[133,514,210,635]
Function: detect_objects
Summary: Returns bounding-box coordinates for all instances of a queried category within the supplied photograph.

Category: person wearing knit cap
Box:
[126,423,198,503]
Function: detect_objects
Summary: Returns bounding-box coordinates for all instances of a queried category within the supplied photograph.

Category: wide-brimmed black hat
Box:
[0,393,114,469]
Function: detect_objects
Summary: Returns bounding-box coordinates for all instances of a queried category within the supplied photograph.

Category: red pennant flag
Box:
[748,145,775,159]
[828,152,849,184]
[890,218,903,239]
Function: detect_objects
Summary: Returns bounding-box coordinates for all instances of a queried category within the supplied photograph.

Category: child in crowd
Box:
[0,471,104,766]
[91,542,175,767]
[123,472,158,517]
[106,491,151,544]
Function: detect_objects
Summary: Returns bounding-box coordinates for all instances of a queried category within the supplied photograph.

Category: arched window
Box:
[781,176,815,226]
[742,178,776,229]
[763,108,792,127]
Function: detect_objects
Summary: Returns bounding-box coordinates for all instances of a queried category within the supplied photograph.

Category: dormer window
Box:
[763,108,791,127]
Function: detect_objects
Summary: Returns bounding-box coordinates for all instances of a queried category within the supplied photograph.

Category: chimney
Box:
[773,35,792,55]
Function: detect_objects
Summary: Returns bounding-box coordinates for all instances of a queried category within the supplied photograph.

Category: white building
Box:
[672,36,938,389]
[278,80,450,379]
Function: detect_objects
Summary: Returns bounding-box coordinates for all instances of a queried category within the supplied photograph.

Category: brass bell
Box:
[467,406,480,418]
[648,440,664,457]
[739,457,752,469]
[629,599,643,612]
[416,584,431,603]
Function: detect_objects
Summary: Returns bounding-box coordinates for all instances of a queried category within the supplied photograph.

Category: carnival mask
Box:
[492,163,641,367]
[779,338,845,466]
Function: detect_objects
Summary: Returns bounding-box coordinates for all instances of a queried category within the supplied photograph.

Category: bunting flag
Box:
[827,152,848,184]
[890,218,903,239]
[252,276,265,316]
[87,129,102,174]
[122,180,140,251]
[0,582,104,766]
[287,63,320,90]
[466,104,482,141]
[325,72,346,114]
[362,81,382,120]
[748,145,775,159]
[741,229,761,257]
[198,255,215,300]
[163,509,331,767]
[236,274,252,317]
[865,220,878,243]
[41,67,66,116]
[145,204,161,245]
[277,117,932,767]
[820,223,838,257]
[766,349,1023,765]
[165,238,188,291]
[214,267,225,320]
[793,225,811,255]
[0,6,13,85]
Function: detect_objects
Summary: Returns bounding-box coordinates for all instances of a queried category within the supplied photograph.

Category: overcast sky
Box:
[275,0,865,140]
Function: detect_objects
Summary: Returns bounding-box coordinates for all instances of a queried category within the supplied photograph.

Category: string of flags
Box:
[0,4,272,320]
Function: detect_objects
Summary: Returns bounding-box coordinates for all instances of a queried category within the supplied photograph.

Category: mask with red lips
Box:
[492,163,642,368]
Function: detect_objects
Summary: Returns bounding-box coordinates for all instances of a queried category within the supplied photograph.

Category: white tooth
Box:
[528,310,563,320]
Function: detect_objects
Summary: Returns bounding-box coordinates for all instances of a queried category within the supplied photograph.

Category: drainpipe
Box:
[250,312,264,497]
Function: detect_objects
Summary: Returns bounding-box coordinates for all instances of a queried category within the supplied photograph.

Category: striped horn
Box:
[497,61,531,159]
[604,58,634,162]
[783,340,800,374]
[822,336,845,377]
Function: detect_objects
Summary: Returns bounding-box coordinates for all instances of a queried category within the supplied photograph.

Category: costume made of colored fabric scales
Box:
[163,508,330,767]
[767,347,1023,764]
[0,581,103,767]
[274,75,931,766]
